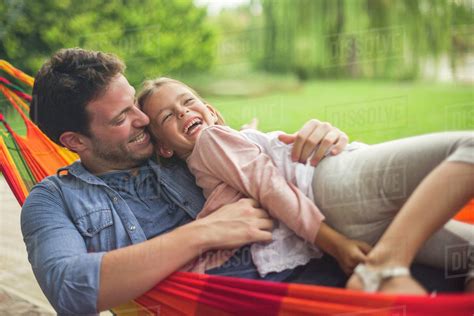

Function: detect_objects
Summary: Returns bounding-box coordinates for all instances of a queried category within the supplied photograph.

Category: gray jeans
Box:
[312,132,474,277]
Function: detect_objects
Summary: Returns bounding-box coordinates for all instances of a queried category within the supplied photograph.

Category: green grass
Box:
[205,80,473,144]
[1,79,472,144]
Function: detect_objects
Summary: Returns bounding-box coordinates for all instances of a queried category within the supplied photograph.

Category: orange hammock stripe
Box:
[0,60,34,87]
[1,60,473,316]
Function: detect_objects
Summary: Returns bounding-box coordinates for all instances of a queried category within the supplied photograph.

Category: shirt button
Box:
[112,196,118,203]
[87,228,93,234]
[129,225,136,231]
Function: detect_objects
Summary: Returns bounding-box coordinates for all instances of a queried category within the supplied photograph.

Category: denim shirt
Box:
[20,159,205,315]
[97,163,193,240]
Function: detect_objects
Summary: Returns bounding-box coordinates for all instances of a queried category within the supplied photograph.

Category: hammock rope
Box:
[0,115,36,191]
[0,59,473,316]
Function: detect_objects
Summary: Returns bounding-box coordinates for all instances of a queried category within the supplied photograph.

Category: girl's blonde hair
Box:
[137,77,225,125]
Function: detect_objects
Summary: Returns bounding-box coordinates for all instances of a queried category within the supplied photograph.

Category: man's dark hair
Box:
[30,48,125,145]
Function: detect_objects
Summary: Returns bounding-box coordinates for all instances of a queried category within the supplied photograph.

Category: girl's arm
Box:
[315,222,372,275]
[190,126,324,244]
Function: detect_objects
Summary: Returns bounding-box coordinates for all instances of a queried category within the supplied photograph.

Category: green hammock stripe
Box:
[0,69,30,93]
[0,78,27,94]
[0,126,36,191]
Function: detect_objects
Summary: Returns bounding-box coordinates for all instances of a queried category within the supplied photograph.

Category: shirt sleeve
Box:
[21,180,105,314]
[239,128,284,154]
[191,126,325,243]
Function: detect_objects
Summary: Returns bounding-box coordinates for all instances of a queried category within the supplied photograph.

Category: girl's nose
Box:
[177,109,188,119]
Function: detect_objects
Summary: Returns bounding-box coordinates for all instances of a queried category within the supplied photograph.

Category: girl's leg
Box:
[414,220,473,291]
[311,132,474,292]
[346,160,474,293]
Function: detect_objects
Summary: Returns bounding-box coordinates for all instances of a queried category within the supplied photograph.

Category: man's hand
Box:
[196,198,274,251]
[278,119,349,166]
[334,238,372,276]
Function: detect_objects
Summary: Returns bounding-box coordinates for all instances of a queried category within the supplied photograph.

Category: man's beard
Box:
[91,138,151,168]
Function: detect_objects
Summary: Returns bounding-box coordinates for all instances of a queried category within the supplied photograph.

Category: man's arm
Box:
[21,181,272,314]
[97,198,273,311]
[21,182,104,314]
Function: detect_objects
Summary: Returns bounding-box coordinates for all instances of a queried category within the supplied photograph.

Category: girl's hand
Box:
[278,119,349,166]
[335,239,372,275]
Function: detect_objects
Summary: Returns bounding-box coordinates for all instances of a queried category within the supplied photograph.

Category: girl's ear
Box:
[158,143,174,158]
[206,105,219,124]
[59,132,88,153]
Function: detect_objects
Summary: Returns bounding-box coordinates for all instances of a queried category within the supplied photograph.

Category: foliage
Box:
[259,0,474,80]
[0,0,216,85]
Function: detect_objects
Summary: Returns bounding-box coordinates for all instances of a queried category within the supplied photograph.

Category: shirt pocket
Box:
[75,209,114,252]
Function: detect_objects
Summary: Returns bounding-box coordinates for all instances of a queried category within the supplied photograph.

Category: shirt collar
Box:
[56,159,165,185]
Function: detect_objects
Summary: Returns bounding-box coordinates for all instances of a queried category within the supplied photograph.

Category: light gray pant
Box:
[312,132,474,278]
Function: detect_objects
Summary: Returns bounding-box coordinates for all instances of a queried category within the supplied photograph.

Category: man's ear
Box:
[59,132,88,153]
[158,143,174,158]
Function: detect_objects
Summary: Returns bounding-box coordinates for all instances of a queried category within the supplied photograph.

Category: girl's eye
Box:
[185,98,194,105]
[162,113,173,123]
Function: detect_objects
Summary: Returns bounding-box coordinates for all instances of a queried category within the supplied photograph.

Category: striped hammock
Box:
[1,60,473,316]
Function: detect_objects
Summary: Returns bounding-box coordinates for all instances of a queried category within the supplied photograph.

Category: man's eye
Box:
[114,117,126,125]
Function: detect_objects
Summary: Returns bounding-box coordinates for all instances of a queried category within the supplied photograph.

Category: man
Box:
[22,48,351,314]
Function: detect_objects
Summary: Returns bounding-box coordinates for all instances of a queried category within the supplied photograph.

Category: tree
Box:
[259,0,473,80]
[0,0,216,86]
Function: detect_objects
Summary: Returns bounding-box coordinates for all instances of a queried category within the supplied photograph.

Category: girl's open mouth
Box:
[183,117,203,136]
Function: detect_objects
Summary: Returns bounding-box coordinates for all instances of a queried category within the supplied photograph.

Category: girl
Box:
[138,77,474,294]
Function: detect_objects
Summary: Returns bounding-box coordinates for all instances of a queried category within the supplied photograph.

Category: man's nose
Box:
[133,107,150,126]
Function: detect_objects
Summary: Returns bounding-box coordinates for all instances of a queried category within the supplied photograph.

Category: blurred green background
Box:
[1,0,473,144]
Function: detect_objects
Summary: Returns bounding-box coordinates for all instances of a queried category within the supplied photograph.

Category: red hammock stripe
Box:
[0,76,32,102]
[0,138,28,203]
